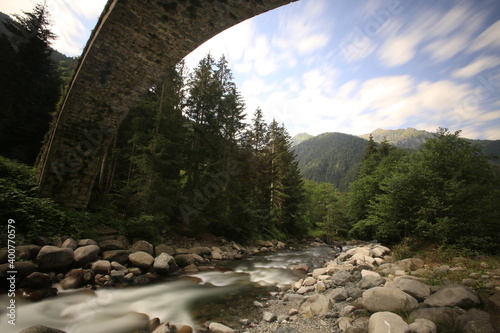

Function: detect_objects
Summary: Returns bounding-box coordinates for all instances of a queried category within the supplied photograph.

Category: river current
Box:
[0,245,339,333]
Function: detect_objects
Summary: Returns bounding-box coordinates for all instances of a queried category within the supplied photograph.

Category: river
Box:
[0,245,339,333]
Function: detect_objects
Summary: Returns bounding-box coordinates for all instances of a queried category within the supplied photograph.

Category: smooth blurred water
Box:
[0,245,338,333]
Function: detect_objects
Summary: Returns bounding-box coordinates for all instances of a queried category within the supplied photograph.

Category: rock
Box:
[153,253,175,274]
[292,264,310,274]
[190,246,212,256]
[256,240,274,247]
[60,268,85,289]
[340,305,355,317]
[151,322,170,333]
[392,277,431,301]
[94,274,113,286]
[183,264,198,273]
[345,282,363,299]
[312,268,327,279]
[350,253,375,266]
[358,274,385,289]
[424,285,480,308]
[303,276,317,286]
[175,248,190,254]
[133,274,155,285]
[299,294,331,317]
[74,245,100,266]
[15,245,33,260]
[177,326,193,333]
[19,325,66,333]
[102,250,131,264]
[263,311,277,322]
[274,326,303,333]
[208,322,235,333]
[129,251,155,268]
[331,270,353,286]
[111,261,127,271]
[456,309,496,333]
[409,307,462,332]
[148,317,160,332]
[36,246,74,271]
[99,239,126,251]
[61,238,77,250]
[77,239,98,247]
[155,244,175,256]
[92,260,111,275]
[175,254,195,268]
[362,287,418,313]
[131,240,154,255]
[21,288,58,301]
[19,272,52,289]
[486,292,500,331]
[316,280,326,292]
[407,318,437,333]
[211,250,223,260]
[368,312,408,333]
[361,269,380,278]
[327,287,349,302]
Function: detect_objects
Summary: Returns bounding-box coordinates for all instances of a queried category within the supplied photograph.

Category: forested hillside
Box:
[359,128,433,149]
[291,132,314,146]
[292,133,367,191]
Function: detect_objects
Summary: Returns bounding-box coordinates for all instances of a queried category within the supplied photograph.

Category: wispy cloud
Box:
[452,55,500,79]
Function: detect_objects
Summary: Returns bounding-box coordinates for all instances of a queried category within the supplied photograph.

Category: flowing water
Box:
[0,245,339,333]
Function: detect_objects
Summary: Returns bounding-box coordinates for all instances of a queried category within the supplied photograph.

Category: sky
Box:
[1,0,500,140]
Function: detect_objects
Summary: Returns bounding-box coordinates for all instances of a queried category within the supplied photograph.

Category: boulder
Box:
[99,239,126,251]
[91,260,111,275]
[0,262,36,280]
[362,287,418,313]
[19,325,66,333]
[407,318,437,333]
[60,268,85,289]
[154,244,175,256]
[331,270,354,286]
[175,248,190,254]
[345,282,363,299]
[274,326,303,333]
[19,272,52,289]
[409,307,462,332]
[312,268,327,279]
[292,264,310,275]
[456,309,496,333]
[392,277,431,301]
[131,240,154,255]
[15,245,33,260]
[424,285,480,308]
[486,292,500,332]
[208,322,235,333]
[36,246,74,271]
[74,245,100,266]
[153,253,175,274]
[299,294,331,317]
[77,239,98,247]
[255,240,274,247]
[189,246,211,256]
[358,274,385,289]
[61,238,77,250]
[94,274,113,287]
[303,276,317,286]
[129,251,154,269]
[327,287,349,302]
[368,312,408,333]
[211,250,223,260]
[174,254,195,268]
[263,311,277,322]
[102,250,131,264]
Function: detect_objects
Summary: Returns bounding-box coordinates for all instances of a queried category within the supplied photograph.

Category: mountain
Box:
[292,132,368,191]
[292,132,314,146]
[359,128,434,150]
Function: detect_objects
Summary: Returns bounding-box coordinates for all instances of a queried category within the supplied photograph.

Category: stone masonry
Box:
[36,0,298,208]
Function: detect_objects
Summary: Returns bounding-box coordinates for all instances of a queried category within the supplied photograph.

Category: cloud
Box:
[452,55,500,79]
[377,34,420,66]
[468,20,500,53]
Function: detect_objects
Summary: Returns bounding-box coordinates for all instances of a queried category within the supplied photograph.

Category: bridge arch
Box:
[37,0,298,208]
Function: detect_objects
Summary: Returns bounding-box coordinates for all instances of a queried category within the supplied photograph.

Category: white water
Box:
[0,246,337,333]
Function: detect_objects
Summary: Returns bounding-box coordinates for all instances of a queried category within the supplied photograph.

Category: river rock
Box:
[94,273,113,287]
[15,245,32,260]
[175,254,195,267]
[299,294,331,317]
[211,250,223,260]
[92,260,111,275]
[316,280,326,292]
[74,245,100,266]
[409,307,462,332]
[274,326,303,333]
[312,268,327,278]
[345,282,363,299]
[256,240,274,247]
[155,244,175,256]
[36,246,74,271]
[77,239,98,247]
[183,264,198,273]
[61,238,77,250]
[19,325,67,333]
[327,287,349,302]
[331,270,353,286]
[303,276,317,286]
[456,309,496,333]
[423,285,480,308]
[153,253,175,274]
[177,326,193,333]
[131,240,154,255]
[486,292,500,331]
[175,248,190,254]
[60,268,85,289]
[208,322,235,333]
[190,246,211,256]
[19,272,52,289]
[129,251,154,268]
[263,311,277,322]
[368,312,408,333]
[391,277,431,301]
[358,274,385,289]
[407,318,437,333]
[99,239,126,251]
[102,250,131,264]
[292,264,310,274]
[362,287,418,313]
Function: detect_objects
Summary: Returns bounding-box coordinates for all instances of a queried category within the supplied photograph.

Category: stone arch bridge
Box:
[37,0,298,209]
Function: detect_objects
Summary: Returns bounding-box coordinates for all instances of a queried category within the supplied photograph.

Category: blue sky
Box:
[2,0,500,139]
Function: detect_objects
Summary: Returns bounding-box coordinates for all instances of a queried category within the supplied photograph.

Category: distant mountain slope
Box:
[293,132,367,191]
[291,133,314,146]
[359,128,434,150]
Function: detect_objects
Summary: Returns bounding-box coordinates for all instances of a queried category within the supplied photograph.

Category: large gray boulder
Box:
[129,251,154,268]
[299,294,331,317]
[456,309,496,333]
[327,287,349,302]
[408,318,437,333]
[60,268,85,289]
[99,239,126,251]
[74,245,100,266]
[331,270,354,286]
[153,253,175,274]
[102,250,131,264]
[392,277,431,301]
[91,260,111,275]
[358,274,386,289]
[19,272,52,289]
[424,285,480,308]
[189,246,211,256]
[61,238,77,250]
[131,240,154,255]
[77,239,98,247]
[174,254,195,268]
[368,312,408,333]
[409,307,462,332]
[486,292,500,332]
[362,287,418,313]
[36,246,74,271]
[154,244,175,256]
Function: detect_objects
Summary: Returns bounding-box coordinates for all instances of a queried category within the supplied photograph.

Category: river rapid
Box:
[0,245,340,333]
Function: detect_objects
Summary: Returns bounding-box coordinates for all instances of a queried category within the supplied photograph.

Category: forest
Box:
[1,4,499,254]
